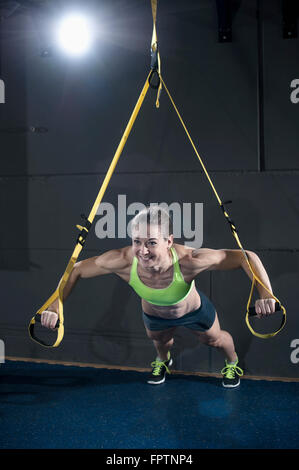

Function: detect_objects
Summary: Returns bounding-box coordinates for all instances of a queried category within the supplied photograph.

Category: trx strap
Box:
[158,75,286,339]
[28,71,152,347]
[29,2,162,348]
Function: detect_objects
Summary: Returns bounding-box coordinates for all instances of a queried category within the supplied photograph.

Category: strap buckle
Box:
[220,200,238,234]
[76,214,92,246]
[150,42,158,71]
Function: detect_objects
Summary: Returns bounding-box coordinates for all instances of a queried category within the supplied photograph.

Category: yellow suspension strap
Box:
[159,74,286,339]
[28,1,163,348]
[149,0,162,107]
[28,71,152,348]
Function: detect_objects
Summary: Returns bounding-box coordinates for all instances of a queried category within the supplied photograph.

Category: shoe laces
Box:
[151,359,170,376]
[221,362,244,379]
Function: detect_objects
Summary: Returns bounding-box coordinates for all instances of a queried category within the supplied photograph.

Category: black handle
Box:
[34,314,60,328]
[148,69,160,90]
[248,302,281,317]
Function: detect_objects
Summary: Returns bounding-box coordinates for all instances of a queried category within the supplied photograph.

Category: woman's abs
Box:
[141,283,201,319]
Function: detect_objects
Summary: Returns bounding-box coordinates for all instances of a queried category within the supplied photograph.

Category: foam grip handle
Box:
[248,302,281,317]
[34,314,60,328]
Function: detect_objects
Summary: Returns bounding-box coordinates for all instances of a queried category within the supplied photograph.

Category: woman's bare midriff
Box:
[141,282,202,319]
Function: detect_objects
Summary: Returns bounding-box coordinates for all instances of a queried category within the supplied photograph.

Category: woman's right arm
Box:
[41,247,130,329]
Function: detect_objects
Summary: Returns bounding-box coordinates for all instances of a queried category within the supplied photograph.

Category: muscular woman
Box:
[41,206,276,388]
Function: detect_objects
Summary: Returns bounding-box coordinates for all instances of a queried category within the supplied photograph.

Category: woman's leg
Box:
[145,326,177,361]
[191,313,237,363]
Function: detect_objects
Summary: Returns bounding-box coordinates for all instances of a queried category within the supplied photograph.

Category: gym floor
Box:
[1,359,299,450]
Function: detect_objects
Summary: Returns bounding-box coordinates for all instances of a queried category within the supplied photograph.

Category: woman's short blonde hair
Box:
[131,205,173,239]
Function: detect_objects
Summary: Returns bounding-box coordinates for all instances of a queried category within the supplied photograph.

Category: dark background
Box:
[0,0,299,378]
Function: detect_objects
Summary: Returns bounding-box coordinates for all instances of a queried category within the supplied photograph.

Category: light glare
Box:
[57,13,92,56]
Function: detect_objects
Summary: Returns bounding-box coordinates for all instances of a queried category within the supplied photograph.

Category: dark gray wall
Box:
[1,0,299,379]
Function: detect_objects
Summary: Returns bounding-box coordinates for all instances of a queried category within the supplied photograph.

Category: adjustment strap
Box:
[220,200,238,234]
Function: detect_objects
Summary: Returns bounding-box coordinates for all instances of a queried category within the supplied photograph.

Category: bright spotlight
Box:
[56,13,93,56]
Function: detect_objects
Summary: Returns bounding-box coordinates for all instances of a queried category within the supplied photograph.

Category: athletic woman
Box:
[41,206,276,388]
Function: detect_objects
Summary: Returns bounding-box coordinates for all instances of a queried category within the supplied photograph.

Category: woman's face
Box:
[131,223,173,269]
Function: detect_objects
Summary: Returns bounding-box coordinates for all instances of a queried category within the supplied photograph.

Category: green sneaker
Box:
[147,352,173,385]
[221,358,243,388]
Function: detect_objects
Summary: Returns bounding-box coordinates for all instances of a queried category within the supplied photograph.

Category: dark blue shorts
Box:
[142,289,216,332]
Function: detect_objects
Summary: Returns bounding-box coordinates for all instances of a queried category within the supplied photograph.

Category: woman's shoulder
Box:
[172,243,211,271]
[173,243,193,255]
[118,245,134,262]
[99,245,133,271]
[172,243,194,262]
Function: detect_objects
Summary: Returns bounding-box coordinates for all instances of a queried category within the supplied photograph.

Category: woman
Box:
[41,206,276,388]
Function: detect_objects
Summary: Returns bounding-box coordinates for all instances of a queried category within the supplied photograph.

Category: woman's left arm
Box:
[240,250,276,317]
[191,248,276,317]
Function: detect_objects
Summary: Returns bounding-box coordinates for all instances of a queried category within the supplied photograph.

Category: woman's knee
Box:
[196,330,223,348]
[192,312,222,346]
[206,334,223,348]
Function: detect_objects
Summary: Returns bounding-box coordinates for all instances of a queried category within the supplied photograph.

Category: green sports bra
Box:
[129,246,195,306]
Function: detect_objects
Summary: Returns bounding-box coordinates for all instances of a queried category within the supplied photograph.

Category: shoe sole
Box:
[222,378,240,388]
[147,377,166,385]
[147,359,173,385]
